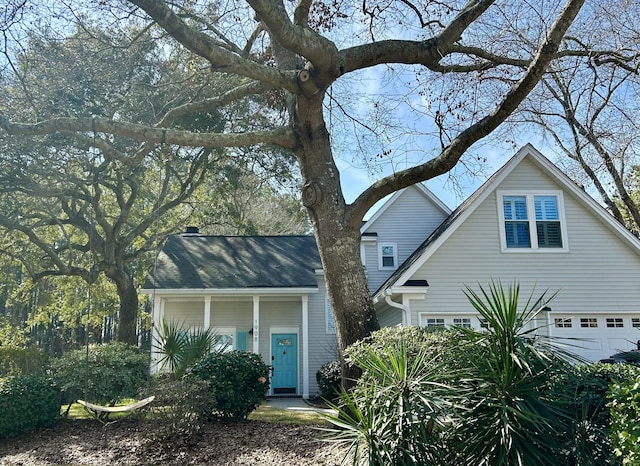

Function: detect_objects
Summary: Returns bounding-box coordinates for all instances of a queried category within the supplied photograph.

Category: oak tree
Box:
[0,0,589,354]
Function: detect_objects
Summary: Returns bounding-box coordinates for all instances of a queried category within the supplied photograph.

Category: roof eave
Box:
[140,287,319,296]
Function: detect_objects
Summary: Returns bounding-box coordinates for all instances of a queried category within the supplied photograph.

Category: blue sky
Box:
[325,60,553,218]
[338,137,544,219]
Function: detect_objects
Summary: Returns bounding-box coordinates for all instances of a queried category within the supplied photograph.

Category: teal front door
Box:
[271,333,298,395]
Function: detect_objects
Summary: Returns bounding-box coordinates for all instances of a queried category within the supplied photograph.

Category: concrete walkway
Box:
[265,397,336,415]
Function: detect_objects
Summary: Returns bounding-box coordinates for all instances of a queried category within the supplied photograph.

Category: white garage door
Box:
[419,313,640,362]
[549,314,640,361]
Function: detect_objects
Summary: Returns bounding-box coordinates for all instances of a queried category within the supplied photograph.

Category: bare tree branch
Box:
[349,0,586,222]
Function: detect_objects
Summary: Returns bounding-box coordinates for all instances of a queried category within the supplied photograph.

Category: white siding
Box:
[377,303,403,327]
[164,301,205,329]
[405,158,640,360]
[364,186,449,292]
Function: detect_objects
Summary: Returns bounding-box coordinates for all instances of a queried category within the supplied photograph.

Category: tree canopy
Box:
[0,0,603,354]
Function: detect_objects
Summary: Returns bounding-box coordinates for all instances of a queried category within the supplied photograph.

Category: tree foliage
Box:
[0,0,596,354]
[0,26,233,344]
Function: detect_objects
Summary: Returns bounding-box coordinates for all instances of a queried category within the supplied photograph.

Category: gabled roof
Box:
[361,183,452,234]
[373,143,640,299]
[142,235,322,291]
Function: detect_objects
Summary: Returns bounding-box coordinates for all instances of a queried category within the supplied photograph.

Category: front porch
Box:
[149,289,316,399]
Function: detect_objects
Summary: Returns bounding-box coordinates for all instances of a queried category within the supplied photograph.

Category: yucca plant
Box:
[452,280,572,466]
[321,339,453,466]
[153,320,217,378]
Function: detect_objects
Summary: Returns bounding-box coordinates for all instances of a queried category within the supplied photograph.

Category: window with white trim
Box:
[632,318,640,328]
[420,314,481,330]
[212,327,235,352]
[425,318,445,328]
[453,318,472,328]
[478,318,490,329]
[606,318,624,328]
[378,243,398,269]
[498,191,567,251]
[554,318,572,328]
[580,318,598,328]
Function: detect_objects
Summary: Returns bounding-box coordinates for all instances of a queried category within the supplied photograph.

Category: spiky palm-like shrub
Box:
[153,320,216,378]
[323,339,454,466]
[449,281,574,466]
[325,281,592,466]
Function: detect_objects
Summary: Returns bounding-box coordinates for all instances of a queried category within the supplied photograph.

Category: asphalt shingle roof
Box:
[144,235,322,290]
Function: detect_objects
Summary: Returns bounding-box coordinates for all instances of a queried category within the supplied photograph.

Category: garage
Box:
[548,313,640,361]
[419,312,640,362]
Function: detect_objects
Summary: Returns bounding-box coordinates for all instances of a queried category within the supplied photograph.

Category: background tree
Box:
[0,0,592,358]
[512,0,640,235]
[191,160,310,235]
[0,26,232,344]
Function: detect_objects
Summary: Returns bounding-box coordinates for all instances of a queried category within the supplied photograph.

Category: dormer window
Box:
[379,242,398,269]
[498,191,568,252]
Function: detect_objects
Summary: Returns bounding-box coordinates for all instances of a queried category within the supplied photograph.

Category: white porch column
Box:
[253,295,260,354]
[151,295,164,374]
[302,295,309,399]
[203,296,211,330]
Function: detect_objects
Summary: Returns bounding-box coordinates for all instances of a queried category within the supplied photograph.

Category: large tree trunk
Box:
[296,94,380,356]
[108,268,139,345]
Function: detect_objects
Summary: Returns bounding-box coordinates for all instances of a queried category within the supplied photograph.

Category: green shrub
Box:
[50,342,149,404]
[609,375,640,466]
[551,362,640,465]
[316,360,342,401]
[345,325,471,375]
[327,282,582,466]
[139,376,214,446]
[0,375,61,439]
[187,351,270,420]
[0,347,48,377]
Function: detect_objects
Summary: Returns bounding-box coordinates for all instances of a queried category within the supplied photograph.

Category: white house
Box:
[142,144,640,397]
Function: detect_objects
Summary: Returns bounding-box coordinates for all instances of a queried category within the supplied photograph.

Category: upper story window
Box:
[378,242,398,269]
[498,191,568,252]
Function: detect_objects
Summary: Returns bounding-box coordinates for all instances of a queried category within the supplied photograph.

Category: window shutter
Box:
[236,331,248,351]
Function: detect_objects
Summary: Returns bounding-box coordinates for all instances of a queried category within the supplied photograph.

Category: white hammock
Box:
[77,396,155,424]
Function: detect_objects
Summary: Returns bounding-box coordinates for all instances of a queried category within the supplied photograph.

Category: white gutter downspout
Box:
[384,290,410,326]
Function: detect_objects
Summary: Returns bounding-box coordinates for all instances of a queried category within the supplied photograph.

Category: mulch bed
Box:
[0,418,348,465]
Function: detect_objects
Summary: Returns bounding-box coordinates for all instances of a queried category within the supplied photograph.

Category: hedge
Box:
[0,375,60,439]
